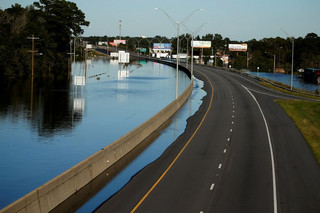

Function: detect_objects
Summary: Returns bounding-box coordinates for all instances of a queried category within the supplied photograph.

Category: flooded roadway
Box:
[0,57,205,211]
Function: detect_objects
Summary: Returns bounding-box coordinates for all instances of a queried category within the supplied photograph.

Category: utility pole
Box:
[27,35,39,78]
[27,35,39,115]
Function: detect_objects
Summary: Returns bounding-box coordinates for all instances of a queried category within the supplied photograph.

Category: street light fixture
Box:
[135,37,143,56]
[154,8,204,98]
[126,37,143,55]
[280,28,294,90]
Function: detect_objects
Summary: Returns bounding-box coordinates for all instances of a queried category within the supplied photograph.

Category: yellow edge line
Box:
[130,71,214,213]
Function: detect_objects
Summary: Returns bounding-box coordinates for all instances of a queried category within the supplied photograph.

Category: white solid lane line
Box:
[242,85,278,213]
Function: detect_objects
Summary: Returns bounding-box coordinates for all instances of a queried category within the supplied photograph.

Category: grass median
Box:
[276,100,320,165]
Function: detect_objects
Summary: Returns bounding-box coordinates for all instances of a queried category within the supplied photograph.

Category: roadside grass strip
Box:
[276,100,320,165]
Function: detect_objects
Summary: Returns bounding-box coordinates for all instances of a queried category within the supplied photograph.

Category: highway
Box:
[95,65,320,213]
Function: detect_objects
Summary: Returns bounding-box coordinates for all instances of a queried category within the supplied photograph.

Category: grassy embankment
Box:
[276,100,320,165]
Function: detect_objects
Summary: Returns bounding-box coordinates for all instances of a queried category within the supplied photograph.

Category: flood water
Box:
[0,57,206,211]
[247,71,320,92]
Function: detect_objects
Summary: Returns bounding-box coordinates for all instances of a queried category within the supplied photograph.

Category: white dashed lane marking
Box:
[210,183,215,191]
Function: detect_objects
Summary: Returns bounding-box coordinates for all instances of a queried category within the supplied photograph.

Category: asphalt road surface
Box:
[95,65,320,213]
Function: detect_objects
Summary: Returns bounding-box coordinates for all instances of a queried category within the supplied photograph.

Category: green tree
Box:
[0,0,89,85]
[33,0,89,52]
[0,4,30,80]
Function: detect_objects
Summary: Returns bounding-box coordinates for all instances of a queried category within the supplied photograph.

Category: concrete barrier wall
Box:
[1,65,193,213]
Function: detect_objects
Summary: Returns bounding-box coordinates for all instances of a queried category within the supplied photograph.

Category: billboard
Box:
[228,44,247,52]
[153,43,172,51]
[114,40,126,44]
[98,41,108,45]
[191,41,212,48]
[109,42,117,47]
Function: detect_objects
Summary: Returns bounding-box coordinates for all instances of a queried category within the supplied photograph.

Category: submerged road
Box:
[95,65,320,213]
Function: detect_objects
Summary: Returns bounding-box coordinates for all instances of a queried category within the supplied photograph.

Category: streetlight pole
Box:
[265,51,276,78]
[131,37,142,56]
[183,22,208,79]
[180,34,192,69]
[147,38,152,58]
[119,20,122,40]
[155,8,203,98]
[273,53,276,80]
[280,28,294,90]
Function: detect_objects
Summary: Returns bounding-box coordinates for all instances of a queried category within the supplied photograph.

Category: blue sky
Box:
[1,0,319,41]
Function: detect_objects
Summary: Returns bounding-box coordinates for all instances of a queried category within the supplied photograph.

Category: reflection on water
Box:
[0,57,204,210]
[0,79,77,138]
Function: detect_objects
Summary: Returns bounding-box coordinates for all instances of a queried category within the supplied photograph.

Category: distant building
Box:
[275,68,285,73]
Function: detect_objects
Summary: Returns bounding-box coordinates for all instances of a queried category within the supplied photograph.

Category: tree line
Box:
[0,0,89,85]
[86,32,320,73]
